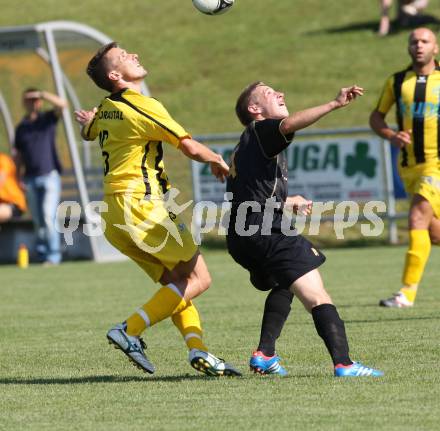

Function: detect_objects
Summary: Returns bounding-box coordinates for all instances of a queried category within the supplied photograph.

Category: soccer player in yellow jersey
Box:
[74,42,240,376]
[370,28,440,307]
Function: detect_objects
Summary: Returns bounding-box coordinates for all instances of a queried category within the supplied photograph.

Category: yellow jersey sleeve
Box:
[375,75,395,114]
[134,97,190,148]
[83,109,100,141]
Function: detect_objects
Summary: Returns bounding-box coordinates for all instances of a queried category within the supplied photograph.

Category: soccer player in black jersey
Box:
[226,82,383,377]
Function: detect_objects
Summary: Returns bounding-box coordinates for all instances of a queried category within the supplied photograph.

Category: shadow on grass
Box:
[0,373,324,385]
[338,303,387,309]
[307,19,379,34]
[0,374,214,385]
[305,14,440,35]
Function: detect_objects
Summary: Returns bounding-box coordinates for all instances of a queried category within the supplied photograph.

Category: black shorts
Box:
[226,232,326,291]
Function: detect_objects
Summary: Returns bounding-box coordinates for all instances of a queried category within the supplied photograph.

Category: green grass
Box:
[1,246,439,430]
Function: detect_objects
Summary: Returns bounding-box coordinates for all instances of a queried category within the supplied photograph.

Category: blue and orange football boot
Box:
[249,351,287,376]
[334,362,384,377]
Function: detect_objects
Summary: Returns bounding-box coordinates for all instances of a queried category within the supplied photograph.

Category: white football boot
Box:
[107,323,155,374]
[188,349,241,376]
[379,292,414,308]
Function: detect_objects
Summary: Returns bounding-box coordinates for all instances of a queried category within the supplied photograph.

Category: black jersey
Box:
[226,119,294,234]
[227,119,293,206]
[226,119,325,289]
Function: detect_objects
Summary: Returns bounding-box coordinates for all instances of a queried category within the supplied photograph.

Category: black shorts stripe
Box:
[438,117,440,160]
[393,69,408,167]
[155,142,168,194]
[436,63,440,160]
[437,93,440,160]
[108,91,181,139]
[141,143,151,197]
[413,77,427,164]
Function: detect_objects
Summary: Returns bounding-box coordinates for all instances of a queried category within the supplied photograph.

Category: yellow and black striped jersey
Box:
[376,64,440,169]
[84,88,190,197]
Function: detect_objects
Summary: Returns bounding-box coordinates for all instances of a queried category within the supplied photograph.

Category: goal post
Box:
[0,21,150,262]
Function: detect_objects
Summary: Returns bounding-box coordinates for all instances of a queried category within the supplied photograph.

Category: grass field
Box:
[1,246,439,430]
[1,3,440,428]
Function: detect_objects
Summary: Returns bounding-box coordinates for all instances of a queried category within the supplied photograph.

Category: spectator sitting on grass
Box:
[0,152,26,223]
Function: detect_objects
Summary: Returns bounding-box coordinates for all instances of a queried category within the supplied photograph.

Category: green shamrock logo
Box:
[344,142,377,186]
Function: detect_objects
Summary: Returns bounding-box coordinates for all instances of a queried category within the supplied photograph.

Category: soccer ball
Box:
[192,0,235,15]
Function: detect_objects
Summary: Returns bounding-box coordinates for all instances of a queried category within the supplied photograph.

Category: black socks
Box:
[257,288,294,357]
[312,303,352,366]
[257,295,352,366]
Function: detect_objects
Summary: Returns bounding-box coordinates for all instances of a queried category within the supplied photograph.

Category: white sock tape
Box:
[167,283,183,298]
[136,308,151,327]
[184,332,202,341]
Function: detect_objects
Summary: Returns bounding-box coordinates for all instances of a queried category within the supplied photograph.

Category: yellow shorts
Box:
[399,166,440,218]
[102,194,198,282]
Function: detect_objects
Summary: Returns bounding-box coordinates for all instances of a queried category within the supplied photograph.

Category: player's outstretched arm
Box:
[74,108,98,140]
[369,110,412,149]
[285,195,312,215]
[280,86,363,135]
[180,137,229,182]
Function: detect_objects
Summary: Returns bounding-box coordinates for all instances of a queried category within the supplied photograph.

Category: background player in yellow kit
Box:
[75,42,240,376]
[370,28,440,307]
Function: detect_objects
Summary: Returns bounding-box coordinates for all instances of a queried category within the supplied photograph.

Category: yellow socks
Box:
[124,284,208,352]
[125,284,187,336]
[172,301,208,352]
[400,285,418,303]
[401,229,431,302]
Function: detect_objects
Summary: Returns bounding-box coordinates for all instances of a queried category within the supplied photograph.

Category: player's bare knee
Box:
[305,297,333,313]
[409,211,426,229]
[429,229,440,244]
[191,271,211,294]
[296,289,332,313]
[201,272,212,291]
[312,290,333,308]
